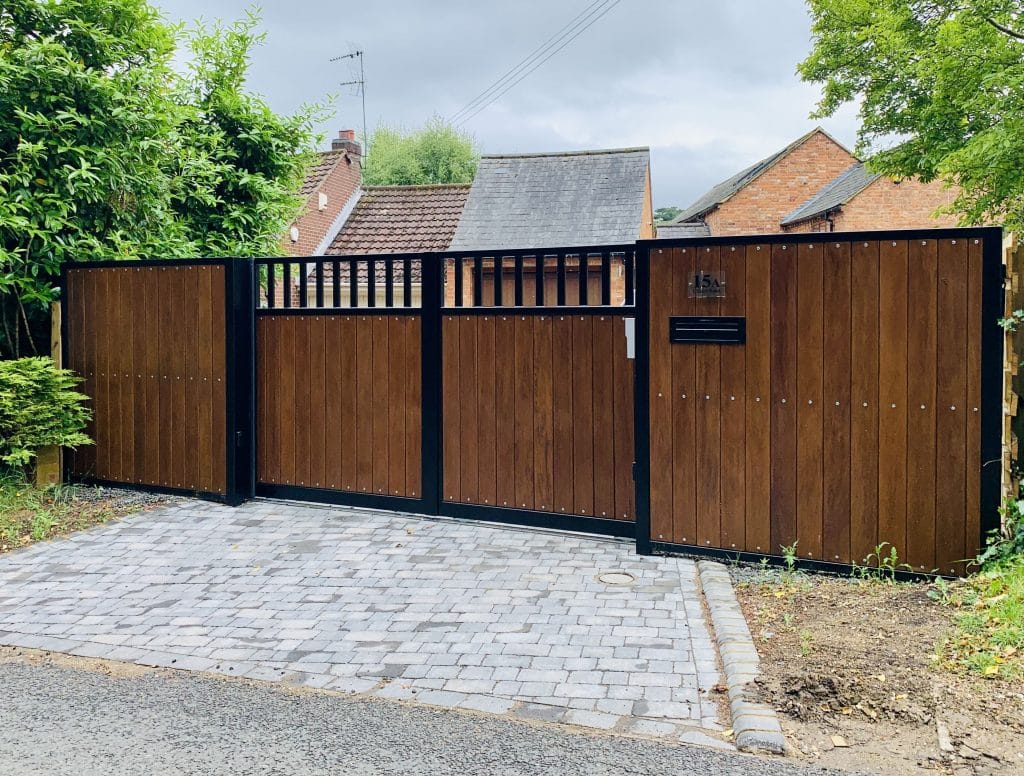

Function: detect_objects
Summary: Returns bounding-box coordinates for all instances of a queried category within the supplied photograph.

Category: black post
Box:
[223,258,255,506]
[420,253,444,514]
[633,246,652,555]
[980,227,1006,550]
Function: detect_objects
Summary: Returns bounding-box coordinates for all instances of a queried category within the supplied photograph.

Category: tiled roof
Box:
[300,150,348,196]
[656,220,711,238]
[319,184,470,284]
[668,127,849,224]
[326,184,469,256]
[448,148,650,251]
[781,162,880,226]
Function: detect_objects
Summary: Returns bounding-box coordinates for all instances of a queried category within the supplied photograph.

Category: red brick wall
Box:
[281,153,362,257]
[704,131,856,236]
[830,176,960,232]
[782,177,962,233]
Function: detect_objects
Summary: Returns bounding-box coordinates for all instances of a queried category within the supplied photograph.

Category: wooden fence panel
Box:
[442,312,635,522]
[648,233,995,573]
[256,313,421,500]
[65,264,228,496]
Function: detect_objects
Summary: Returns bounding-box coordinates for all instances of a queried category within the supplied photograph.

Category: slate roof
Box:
[321,184,470,284]
[781,162,880,226]
[656,220,711,239]
[667,127,848,224]
[448,148,650,251]
[300,150,348,196]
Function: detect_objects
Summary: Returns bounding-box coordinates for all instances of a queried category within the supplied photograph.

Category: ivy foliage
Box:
[0,356,91,467]
[799,0,1024,230]
[362,117,480,187]
[0,2,324,357]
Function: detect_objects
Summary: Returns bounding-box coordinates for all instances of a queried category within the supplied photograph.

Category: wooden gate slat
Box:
[309,315,327,489]
[719,246,746,551]
[513,315,535,510]
[571,315,594,516]
[476,315,497,506]
[494,314,517,508]
[591,315,615,519]
[822,241,852,564]
[279,314,297,486]
[936,237,969,574]
[551,314,575,514]
[405,317,422,498]
[533,315,555,512]
[649,248,676,541]
[612,315,634,521]
[906,239,938,572]
[850,241,879,564]
[878,239,909,562]
[796,243,824,561]
[770,244,798,554]
[744,244,771,554]
[695,245,722,549]
[371,314,390,495]
[966,237,983,562]
[459,316,479,504]
[387,315,407,497]
[442,315,461,503]
[323,316,343,489]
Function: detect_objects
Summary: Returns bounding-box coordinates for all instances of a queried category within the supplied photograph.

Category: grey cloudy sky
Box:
[154,0,860,208]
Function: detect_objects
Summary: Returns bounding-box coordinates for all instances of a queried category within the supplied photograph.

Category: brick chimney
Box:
[332,129,361,157]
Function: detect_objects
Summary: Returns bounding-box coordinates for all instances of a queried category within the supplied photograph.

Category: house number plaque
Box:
[688,270,726,299]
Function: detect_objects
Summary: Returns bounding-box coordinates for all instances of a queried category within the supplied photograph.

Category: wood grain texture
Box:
[850,241,880,563]
[822,242,852,563]
[770,244,798,553]
[718,246,746,552]
[667,247,693,543]
[796,243,824,560]
[744,244,771,554]
[64,264,227,495]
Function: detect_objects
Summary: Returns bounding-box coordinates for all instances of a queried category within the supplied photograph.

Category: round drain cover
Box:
[597,571,636,585]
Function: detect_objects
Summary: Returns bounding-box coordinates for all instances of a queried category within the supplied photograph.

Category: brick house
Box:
[659,127,960,237]
[282,130,363,257]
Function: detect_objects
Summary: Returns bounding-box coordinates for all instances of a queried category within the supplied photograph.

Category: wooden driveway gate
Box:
[62,227,1005,574]
[252,247,637,537]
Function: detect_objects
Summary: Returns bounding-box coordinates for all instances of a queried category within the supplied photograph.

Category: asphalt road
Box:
[0,655,845,776]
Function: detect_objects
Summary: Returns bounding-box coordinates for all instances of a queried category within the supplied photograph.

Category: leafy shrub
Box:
[978,498,1024,568]
[0,357,92,468]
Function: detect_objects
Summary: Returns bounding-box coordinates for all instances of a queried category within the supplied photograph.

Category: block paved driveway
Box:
[0,500,724,742]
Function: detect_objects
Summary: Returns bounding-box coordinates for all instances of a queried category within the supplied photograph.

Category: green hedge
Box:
[0,357,92,468]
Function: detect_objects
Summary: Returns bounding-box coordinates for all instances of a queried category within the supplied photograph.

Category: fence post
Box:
[35,301,63,487]
[633,245,652,555]
[420,254,443,514]
[223,258,255,506]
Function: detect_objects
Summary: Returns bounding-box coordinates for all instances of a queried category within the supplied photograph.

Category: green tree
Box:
[362,117,480,186]
[654,207,682,223]
[0,2,322,358]
[799,0,1024,230]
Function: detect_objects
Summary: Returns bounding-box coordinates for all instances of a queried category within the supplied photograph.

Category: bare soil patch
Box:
[735,574,1024,775]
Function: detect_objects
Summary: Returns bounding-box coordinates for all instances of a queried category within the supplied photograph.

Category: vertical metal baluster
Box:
[536,255,546,306]
[283,262,292,308]
[494,255,503,307]
[514,255,524,307]
[315,261,324,307]
[299,260,308,307]
[454,257,464,307]
[473,256,483,307]
[349,258,358,307]
[578,252,589,306]
[267,262,276,309]
[601,251,612,306]
[332,260,341,307]
[625,250,635,306]
[367,257,377,308]
[403,257,413,308]
[384,257,395,307]
[556,254,567,306]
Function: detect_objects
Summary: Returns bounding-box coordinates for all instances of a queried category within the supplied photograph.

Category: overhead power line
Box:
[449,0,608,124]
[449,0,622,126]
